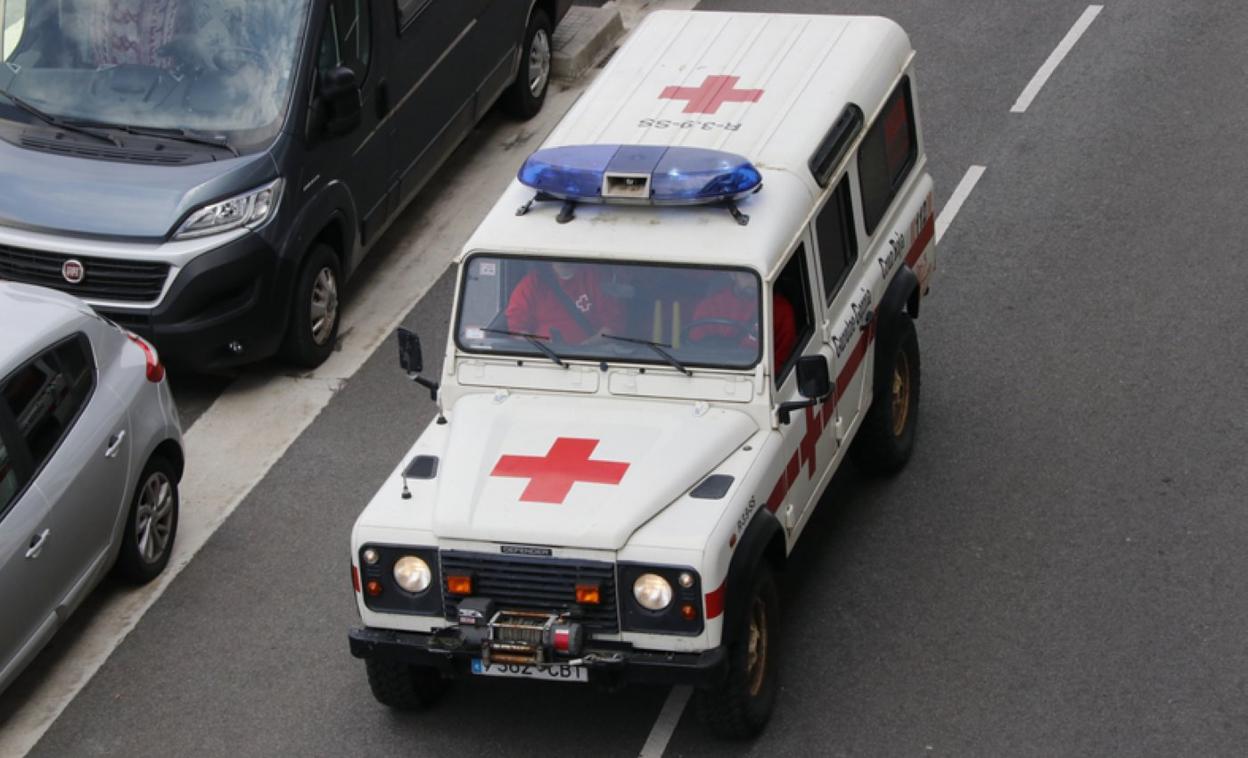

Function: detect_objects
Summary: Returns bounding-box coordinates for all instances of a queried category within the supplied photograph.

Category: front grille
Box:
[0,246,169,303]
[440,551,619,633]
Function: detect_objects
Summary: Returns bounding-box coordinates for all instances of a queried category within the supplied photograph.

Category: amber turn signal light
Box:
[365,579,383,597]
[446,575,474,595]
[681,603,698,621]
[575,583,601,605]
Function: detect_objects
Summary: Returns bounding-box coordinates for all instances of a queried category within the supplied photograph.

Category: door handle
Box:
[25,529,50,560]
[105,430,126,459]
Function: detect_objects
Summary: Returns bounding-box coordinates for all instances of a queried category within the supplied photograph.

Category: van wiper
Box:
[481,328,566,368]
[601,334,691,376]
[0,91,121,146]
[105,124,239,157]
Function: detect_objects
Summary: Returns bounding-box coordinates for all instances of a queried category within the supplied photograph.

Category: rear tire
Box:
[114,457,179,585]
[502,9,553,119]
[851,314,920,476]
[695,565,780,739]
[364,659,446,710]
[281,243,341,369]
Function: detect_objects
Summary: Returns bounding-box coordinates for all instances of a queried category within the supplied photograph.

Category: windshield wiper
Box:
[481,328,566,368]
[601,334,691,376]
[0,91,122,146]
[105,124,239,157]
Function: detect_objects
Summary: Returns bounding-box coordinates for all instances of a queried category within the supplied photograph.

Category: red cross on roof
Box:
[491,437,630,504]
[660,75,764,115]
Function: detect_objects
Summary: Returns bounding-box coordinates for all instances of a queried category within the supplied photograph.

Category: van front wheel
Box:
[281,243,341,368]
[503,9,553,119]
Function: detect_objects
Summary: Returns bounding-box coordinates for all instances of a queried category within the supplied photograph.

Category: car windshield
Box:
[0,0,310,145]
[456,256,764,371]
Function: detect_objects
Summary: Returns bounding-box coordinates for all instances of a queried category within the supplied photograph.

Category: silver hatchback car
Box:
[0,282,183,693]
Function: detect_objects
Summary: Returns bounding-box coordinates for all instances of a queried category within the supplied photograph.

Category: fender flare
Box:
[721,508,785,644]
[872,265,919,397]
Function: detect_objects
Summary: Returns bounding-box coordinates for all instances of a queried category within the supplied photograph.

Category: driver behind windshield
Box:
[689,271,795,373]
[505,261,625,345]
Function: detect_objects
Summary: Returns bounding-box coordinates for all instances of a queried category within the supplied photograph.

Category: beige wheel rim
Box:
[746,596,768,696]
[891,350,911,437]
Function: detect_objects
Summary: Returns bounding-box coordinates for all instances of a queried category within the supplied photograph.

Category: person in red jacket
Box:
[689,271,796,373]
[505,262,625,344]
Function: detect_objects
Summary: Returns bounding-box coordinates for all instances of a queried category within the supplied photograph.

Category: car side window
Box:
[773,245,816,386]
[318,0,372,79]
[858,77,917,234]
[396,0,434,31]
[814,176,859,304]
[0,434,20,516]
[2,335,95,477]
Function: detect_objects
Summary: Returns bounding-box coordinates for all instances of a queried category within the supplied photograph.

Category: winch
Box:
[451,598,585,666]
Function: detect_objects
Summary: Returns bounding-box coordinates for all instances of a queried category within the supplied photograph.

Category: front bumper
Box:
[348,626,727,688]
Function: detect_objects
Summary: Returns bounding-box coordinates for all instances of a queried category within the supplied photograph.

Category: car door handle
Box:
[105,430,126,459]
[26,529,50,560]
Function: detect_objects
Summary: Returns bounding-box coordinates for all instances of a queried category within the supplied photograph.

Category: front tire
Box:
[114,457,180,585]
[364,659,446,711]
[695,565,780,739]
[502,9,553,119]
[851,314,920,475]
[281,243,341,369]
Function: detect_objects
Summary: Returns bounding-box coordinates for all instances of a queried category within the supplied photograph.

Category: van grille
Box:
[440,551,619,633]
[0,246,169,303]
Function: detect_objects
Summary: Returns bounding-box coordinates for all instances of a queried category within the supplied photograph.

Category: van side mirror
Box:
[322,65,362,137]
[397,328,438,401]
[778,355,833,425]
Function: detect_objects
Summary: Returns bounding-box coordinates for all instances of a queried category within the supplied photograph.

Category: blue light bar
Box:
[518,145,762,206]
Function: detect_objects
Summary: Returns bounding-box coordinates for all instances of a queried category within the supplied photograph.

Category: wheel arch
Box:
[873,266,919,397]
[722,509,786,644]
[151,439,185,483]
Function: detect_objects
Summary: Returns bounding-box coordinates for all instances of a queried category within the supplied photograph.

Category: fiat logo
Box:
[62,259,85,284]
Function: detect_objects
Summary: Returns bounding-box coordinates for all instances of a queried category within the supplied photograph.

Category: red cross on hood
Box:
[430,394,757,550]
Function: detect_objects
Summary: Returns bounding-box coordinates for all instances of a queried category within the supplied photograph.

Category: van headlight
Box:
[393,556,432,594]
[633,573,673,611]
[174,179,283,239]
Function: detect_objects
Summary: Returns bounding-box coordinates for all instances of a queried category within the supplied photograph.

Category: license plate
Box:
[470,659,588,683]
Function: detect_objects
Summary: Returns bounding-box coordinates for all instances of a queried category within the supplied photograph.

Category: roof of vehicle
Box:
[463,10,915,277]
[0,283,97,372]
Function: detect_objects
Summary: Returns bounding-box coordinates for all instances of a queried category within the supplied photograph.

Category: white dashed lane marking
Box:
[1010,4,1104,113]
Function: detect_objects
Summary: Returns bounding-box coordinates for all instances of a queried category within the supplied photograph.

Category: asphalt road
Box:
[10,0,1248,755]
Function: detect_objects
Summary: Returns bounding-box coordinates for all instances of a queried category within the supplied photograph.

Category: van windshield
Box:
[456,256,764,371]
[0,0,310,147]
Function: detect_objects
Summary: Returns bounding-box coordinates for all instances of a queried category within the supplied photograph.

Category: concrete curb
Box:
[552,6,625,81]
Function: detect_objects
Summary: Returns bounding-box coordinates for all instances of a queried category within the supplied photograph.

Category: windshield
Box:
[456,256,764,371]
[0,0,310,145]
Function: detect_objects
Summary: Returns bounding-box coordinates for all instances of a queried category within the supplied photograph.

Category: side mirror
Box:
[778,355,834,425]
[397,328,438,401]
[397,327,423,374]
[322,65,362,137]
[796,355,831,400]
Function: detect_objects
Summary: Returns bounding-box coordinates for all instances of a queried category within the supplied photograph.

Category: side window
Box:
[814,176,859,304]
[318,0,372,79]
[858,78,917,234]
[0,433,20,516]
[2,335,95,477]
[396,0,433,30]
[773,245,816,385]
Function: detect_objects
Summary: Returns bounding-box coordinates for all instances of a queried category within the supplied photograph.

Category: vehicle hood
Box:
[0,138,276,239]
[433,393,758,550]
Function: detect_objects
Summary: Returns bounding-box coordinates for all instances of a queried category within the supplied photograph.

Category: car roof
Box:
[0,282,98,373]
[462,11,915,277]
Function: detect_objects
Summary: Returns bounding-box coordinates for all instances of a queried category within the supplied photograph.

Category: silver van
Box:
[0,0,571,370]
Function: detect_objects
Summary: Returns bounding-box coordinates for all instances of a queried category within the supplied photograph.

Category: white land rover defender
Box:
[349,11,937,738]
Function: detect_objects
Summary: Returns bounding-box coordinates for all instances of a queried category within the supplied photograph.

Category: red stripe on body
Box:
[905,213,935,268]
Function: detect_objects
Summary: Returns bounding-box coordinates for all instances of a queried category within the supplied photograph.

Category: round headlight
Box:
[393,556,432,593]
[633,573,673,611]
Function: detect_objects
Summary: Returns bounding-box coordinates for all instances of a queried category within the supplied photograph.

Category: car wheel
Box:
[502,8,553,119]
[281,243,341,369]
[364,659,446,710]
[114,456,180,585]
[695,565,780,739]
[851,314,920,476]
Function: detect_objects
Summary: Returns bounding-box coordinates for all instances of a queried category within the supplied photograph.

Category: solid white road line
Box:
[936,165,986,244]
[638,686,693,758]
[1010,5,1103,113]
